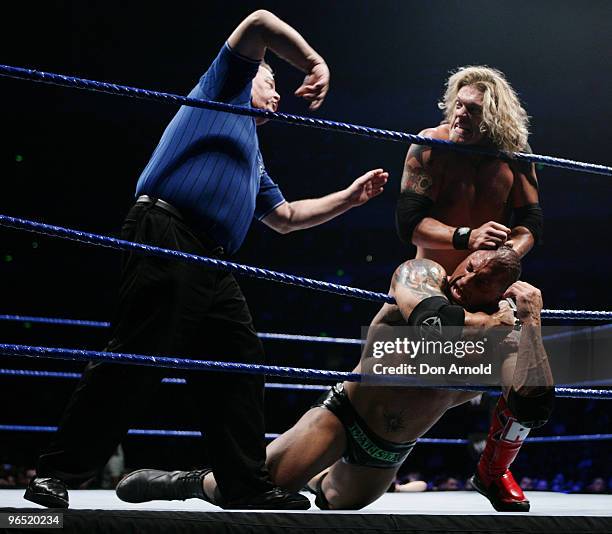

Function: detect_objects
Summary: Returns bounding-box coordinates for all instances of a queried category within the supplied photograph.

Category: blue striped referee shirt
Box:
[135,43,286,254]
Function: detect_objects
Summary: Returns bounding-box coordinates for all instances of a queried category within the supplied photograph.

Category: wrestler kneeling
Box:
[264,246,553,511]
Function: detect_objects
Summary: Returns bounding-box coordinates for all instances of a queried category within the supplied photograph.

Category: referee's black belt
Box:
[136,195,183,220]
[135,195,225,256]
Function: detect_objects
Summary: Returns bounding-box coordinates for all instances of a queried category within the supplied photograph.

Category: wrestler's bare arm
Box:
[390,259,509,332]
[507,152,540,258]
[507,227,534,258]
[501,282,553,397]
[400,130,459,250]
[400,143,437,199]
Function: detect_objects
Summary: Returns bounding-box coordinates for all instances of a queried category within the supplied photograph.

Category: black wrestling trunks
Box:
[315,383,416,469]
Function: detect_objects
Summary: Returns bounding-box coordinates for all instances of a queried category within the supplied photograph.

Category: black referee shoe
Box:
[116,468,310,510]
[24,477,69,509]
[116,469,211,503]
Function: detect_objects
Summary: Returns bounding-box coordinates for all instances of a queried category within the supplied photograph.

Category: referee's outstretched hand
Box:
[345,169,389,206]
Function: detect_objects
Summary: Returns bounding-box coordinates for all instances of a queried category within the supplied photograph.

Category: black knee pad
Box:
[507,388,555,428]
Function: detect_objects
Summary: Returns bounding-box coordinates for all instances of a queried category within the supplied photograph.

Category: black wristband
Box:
[452,227,471,250]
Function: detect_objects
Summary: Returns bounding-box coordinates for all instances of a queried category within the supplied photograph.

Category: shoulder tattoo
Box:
[394,259,446,299]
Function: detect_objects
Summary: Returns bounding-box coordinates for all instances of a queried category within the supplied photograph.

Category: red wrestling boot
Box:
[471,395,531,512]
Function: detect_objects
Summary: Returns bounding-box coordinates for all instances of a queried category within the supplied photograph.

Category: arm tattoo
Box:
[401,144,432,194]
[383,408,407,434]
[401,166,433,194]
[408,143,427,166]
[394,259,446,299]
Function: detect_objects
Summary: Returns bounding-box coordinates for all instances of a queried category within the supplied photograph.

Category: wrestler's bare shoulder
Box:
[391,258,448,294]
[418,124,450,141]
[367,259,448,328]
[412,125,452,166]
[427,123,450,141]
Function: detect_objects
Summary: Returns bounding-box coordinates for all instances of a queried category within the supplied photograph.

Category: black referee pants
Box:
[37,201,274,500]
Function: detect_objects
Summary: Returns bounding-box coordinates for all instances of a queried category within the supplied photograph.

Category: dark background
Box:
[0,1,610,488]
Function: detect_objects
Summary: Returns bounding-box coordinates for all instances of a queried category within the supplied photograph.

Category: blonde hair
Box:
[438,66,529,152]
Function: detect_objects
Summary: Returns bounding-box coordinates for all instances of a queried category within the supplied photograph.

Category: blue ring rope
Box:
[0,342,360,383]
[1,425,610,444]
[3,314,612,343]
[0,367,330,390]
[0,343,610,399]
[0,216,610,321]
[0,214,393,305]
[3,368,609,392]
[0,64,610,176]
[0,314,363,345]
[0,315,111,328]
[540,323,612,341]
[257,332,362,345]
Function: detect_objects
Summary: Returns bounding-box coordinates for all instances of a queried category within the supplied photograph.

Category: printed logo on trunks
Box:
[347,423,401,463]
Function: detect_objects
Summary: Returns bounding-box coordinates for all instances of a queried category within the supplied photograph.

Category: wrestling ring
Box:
[0,65,611,533]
